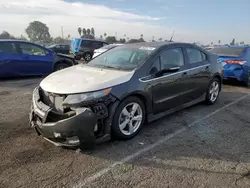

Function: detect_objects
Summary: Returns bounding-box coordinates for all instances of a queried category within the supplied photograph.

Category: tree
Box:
[158,38,163,41]
[78,27,82,37]
[128,39,141,43]
[119,38,126,43]
[91,28,95,37]
[105,36,116,44]
[240,41,244,45]
[104,33,107,38]
[100,35,103,40]
[138,38,145,42]
[19,34,28,41]
[26,21,52,42]
[230,38,235,45]
[82,28,87,36]
[0,31,12,39]
[218,40,221,44]
[87,29,91,35]
[67,34,71,39]
[140,34,143,38]
[53,36,65,44]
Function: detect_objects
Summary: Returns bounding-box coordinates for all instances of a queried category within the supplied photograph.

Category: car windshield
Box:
[210,47,245,56]
[99,44,117,50]
[87,46,155,70]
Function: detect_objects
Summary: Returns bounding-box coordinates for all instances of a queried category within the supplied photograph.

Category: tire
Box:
[54,62,70,72]
[244,73,250,87]
[111,97,146,140]
[205,77,221,105]
[83,53,92,61]
[75,55,81,60]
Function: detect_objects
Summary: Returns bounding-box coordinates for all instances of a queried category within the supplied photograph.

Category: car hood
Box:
[40,65,135,94]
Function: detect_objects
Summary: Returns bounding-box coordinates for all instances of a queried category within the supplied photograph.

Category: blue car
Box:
[210,46,250,86]
[0,40,77,78]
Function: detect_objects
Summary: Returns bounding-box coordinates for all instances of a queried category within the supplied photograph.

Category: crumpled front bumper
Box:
[29,87,98,147]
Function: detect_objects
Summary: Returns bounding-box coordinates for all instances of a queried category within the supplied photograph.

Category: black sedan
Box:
[29,42,223,149]
[48,44,70,54]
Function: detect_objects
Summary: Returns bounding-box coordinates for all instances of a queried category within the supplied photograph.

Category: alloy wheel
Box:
[209,81,219,102]
[118,102,143,136]
[85,54,91,61]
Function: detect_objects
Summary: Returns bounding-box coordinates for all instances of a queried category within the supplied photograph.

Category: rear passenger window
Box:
[187,48,206,64]
[0,42,17,54]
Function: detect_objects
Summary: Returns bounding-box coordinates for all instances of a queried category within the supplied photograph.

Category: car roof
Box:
[115,41,192,50]
[0,39,26,42]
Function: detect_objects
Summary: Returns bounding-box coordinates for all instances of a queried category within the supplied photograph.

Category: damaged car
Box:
[29,42,222,149]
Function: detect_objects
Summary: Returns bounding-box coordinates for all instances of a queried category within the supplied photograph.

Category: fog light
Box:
[67,136,80,144]
[53,132,61,138]
[94,124,98,132]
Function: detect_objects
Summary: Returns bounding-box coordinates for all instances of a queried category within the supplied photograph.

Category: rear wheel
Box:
[205,77,221,105]
[83,53,92,61]
[244,73,250,87]
[54,62,70,72]
[111,97,145,140]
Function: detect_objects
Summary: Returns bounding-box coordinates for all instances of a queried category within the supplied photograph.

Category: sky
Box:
[0,0,249,44]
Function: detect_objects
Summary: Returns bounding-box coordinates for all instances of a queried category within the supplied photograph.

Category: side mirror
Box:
[154,66,180,77]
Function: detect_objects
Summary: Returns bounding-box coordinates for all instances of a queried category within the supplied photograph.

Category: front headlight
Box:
[62,88,112,106]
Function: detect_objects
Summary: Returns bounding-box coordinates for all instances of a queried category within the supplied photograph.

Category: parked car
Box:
[29,42,222,149]
[71,38,109,61]
[0,40,77,78]
[92,43,124,58]
[48,44,70,54]
[210,45,250,86]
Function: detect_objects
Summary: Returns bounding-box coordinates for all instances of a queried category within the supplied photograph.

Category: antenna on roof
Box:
[169,30,175,42]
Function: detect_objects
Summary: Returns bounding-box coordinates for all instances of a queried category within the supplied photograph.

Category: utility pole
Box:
[61,26,64,38]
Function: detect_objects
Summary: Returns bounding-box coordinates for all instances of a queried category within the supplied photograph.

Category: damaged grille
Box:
[38,87,76,123]
[39,88,67,114]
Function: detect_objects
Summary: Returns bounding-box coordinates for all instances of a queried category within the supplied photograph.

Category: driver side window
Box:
[160,48,184,69]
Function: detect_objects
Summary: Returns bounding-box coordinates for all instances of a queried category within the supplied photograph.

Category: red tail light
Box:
[225,60,247,65]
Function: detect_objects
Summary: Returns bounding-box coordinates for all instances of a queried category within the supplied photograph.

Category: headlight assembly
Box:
[62,88,112,106]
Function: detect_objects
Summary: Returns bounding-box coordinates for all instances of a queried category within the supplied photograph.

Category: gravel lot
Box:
[0,78,250,188]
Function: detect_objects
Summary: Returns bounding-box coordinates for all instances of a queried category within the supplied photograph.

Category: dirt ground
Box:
[0,78,250,188]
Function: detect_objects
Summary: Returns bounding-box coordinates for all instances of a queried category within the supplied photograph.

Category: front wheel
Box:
[54,62,70,72]
[205,77,221,105]
[111,97,146,140]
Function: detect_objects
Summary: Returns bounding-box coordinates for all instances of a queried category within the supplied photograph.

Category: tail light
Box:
[225,60,247,65]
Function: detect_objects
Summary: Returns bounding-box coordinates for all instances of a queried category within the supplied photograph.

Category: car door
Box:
[150,47,193,114]
[185,47,211,100]
[0,41,22,77]
[17,42,54,76]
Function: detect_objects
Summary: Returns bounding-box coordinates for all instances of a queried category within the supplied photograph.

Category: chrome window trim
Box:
[139,64,210,83]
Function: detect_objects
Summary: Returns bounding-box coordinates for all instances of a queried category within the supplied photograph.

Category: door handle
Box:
[182,72,187,77]
[205,66,210,71]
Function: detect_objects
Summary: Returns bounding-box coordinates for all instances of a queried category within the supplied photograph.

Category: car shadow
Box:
[82,89,250,169]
